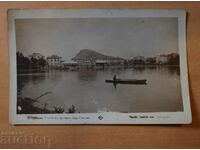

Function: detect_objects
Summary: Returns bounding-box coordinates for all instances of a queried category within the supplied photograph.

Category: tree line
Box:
[17,52,47,70]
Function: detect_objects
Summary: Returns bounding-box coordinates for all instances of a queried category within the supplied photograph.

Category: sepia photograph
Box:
[9,9,191,124]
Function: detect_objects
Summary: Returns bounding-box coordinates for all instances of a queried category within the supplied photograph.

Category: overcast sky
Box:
[16,18,178,61]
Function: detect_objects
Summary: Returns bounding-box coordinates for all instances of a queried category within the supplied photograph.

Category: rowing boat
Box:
[105,79,147,84]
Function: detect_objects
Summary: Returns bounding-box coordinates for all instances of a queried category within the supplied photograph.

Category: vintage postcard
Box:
[9,9,191,124]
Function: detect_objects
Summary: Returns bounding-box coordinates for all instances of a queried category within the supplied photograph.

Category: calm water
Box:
[17,66,183,113]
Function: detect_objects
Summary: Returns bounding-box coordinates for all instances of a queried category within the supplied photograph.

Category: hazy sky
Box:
[16,18,178,61]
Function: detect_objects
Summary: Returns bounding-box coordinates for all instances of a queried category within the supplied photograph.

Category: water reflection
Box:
[77,69,97,82]
[17,66,183,113]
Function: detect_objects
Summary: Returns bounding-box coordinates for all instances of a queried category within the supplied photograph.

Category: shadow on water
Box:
[167,66,180,76]
[155,66,180,76]
[132,65,180,76]
[110,81,147,89]
[17,74,47,96]
[110,68,127,75]
[17,76,28,96]
[132,65,146,73]
[77,69,97,82]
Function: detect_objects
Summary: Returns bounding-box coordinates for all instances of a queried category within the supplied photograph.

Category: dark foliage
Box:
[17,52,47,71]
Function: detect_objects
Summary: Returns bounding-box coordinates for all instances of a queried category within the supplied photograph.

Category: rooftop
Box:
[47,55,62,59]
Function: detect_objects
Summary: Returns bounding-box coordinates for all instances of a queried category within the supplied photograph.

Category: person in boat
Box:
[113,75,117,81]
[113,75,117,89]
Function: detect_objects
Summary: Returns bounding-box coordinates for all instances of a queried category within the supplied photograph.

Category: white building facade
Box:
[156,54,168,64]
[46,55,62,68]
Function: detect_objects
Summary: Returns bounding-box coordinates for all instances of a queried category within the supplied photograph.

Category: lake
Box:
[17,66,183,113]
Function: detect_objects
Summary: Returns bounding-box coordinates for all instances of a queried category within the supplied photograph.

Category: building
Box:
[62,61,79,71]
[108,57,124,65]
[156,54,168,65]
[73,59,96,68]
[29,53,44,60]
[46,55,62,68]
[95,60,109,69]
[131,56,145,65]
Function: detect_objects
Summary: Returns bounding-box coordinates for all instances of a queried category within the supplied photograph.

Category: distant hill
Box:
[72,49,124,61]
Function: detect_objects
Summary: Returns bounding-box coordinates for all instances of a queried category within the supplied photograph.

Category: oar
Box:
[34,91,52,101]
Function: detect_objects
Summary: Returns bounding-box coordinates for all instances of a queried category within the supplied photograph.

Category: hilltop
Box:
[72,49,124,61]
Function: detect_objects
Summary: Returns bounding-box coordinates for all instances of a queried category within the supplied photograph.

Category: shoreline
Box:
[17,65,179,76]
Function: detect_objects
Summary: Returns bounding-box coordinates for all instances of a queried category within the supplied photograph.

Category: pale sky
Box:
[16,18,178,61]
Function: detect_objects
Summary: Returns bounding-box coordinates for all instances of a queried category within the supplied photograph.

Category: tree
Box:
[16,52,31,70]
[30,57,38,69]
[167,53,179,65]
[38,58,47,69]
